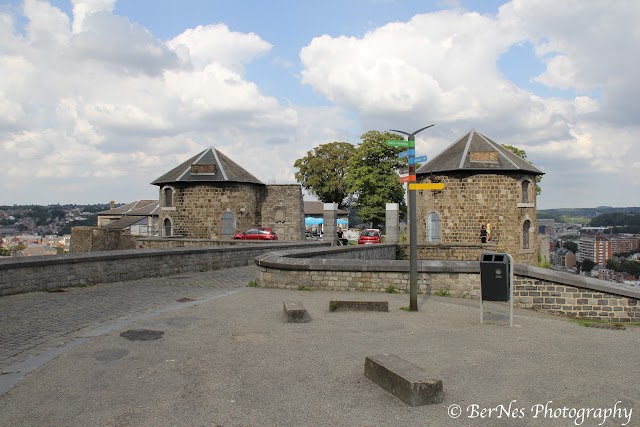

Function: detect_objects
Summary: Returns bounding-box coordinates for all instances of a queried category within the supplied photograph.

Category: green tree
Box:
[294,141,356,208]
[502,144,542,194]
[563,241,578,253]
[346,131,407,226]
[581,258,596,273]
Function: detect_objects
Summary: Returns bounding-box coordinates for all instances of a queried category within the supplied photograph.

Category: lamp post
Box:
[390,125,434,311]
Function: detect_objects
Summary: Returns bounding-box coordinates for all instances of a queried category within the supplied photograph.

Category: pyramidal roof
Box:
[151,147,264,186]
[416,130,544,176]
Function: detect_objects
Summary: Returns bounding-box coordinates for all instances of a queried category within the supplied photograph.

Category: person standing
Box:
[337,226,347,245]
[480,224,487,244]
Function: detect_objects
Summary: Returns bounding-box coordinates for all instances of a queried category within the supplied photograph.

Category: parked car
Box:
[232,227,278,240]
[358,229,382,244]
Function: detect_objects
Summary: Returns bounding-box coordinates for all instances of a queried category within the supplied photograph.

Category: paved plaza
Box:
[0,265,639,426]
[0,266,255,382]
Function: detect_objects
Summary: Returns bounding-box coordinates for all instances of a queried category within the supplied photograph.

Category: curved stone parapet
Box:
[254,244,640,323]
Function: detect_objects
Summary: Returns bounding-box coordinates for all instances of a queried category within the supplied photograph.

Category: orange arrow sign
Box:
[409,183,445,190]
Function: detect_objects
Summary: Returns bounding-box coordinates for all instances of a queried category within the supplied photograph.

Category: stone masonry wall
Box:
[161,182,263,239]
[0,242,327,297]
[255,246,639,323]
[407,242,496,261]
[70,227,136,252]
[513,279,639,322]
[261,184,305,241]
[416,172,538,265]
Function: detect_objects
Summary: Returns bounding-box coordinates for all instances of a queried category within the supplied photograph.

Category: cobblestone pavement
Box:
[0,266,256,373]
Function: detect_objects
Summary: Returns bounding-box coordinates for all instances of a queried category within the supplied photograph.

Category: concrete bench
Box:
[365,353,444,406]
[329,300,389,312]
[283,300,311,323]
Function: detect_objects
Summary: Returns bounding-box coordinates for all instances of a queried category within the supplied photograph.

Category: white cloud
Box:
[71,0,115,33]
[167,24,272,73]
[1,0,638,209]
[299,2,640,208]
[0,1,305,204]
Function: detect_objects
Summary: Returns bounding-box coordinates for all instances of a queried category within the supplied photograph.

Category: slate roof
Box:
[97,200,158,215]
[151,147,263,186]
[416,130,544,176]
[102,216,148,229]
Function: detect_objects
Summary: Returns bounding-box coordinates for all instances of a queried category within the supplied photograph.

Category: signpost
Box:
[386,139,412,148]
[388,125,435,311]
[414,155,427,163]
[408,183,445,191]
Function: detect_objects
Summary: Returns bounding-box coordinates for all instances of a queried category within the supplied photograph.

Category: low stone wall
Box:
[255,246,640,323]
[0,242,328,297]
[410,242,497,261]
[135,238,293,249]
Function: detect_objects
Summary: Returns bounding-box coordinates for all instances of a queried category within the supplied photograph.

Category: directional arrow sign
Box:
[386,139,413,148]
[409,183,445,191]
[398,149,415,158]
[400,175,416,183]
[414,155,427,163]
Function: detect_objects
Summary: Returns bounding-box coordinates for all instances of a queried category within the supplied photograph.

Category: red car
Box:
[358,229,382,244]
[232,227,278,240]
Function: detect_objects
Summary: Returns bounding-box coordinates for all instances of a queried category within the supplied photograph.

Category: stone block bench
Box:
[364,353,444,406]
[283,300,311,323]
[329,300,389,312]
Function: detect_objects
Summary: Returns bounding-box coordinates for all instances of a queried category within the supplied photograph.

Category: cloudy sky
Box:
[1,0,639,209]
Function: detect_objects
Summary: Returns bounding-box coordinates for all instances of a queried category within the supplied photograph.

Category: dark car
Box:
[232,227,278,240]
[358,229,382,244]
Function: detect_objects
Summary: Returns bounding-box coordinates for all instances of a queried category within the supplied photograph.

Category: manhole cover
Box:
[93,348,130,361]
[120,329,164,341]
[177,297,196,303]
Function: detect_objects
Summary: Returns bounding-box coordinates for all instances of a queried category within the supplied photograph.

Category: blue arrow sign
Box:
[399,149,415,158]
[415,155,427,163]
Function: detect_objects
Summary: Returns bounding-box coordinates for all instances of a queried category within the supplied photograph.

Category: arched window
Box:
[426,212,441,243]
[221,212,236,239]
[522,220,531,249]
[163,187,173,208]
[521,180,530,203]
[163,218,172,237]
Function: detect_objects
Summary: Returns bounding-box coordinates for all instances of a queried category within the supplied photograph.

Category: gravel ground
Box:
[0,287,638,427]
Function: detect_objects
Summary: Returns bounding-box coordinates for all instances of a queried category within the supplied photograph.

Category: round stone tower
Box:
[415,130,544,265]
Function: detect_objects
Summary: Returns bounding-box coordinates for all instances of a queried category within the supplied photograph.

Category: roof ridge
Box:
[211,147,228,181]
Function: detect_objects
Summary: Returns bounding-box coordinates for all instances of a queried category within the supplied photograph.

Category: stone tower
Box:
[415,130,544,264]
[151,147,305,240]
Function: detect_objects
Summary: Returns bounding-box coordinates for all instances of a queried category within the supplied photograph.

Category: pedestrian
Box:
[337,226,347,245]
[480,224,487,244]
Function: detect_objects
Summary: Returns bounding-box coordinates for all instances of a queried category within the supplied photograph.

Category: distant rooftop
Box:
[97,200,157,216]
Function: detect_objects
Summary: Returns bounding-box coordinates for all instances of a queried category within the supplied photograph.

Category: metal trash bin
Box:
[480,253,510,302]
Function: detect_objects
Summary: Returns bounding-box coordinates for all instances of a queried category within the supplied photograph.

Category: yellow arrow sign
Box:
[409,183,445,191]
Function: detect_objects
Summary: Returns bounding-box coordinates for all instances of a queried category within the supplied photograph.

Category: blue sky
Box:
[0,0,639,209]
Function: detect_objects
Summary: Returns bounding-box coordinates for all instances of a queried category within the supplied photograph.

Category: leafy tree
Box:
[606,259,619,270]
[502,144,542,194]
[580,258,596,273]
[346,131,407,226]
[294,141,356,209]
[563,241,578,253]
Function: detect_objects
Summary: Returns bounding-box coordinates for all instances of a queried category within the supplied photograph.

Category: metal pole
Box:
[391,125,434,312]
[408,134,418,311]
[507,253,514,328]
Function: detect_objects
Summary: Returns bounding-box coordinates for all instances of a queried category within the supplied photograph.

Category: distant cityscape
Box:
[1,203,638,286]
